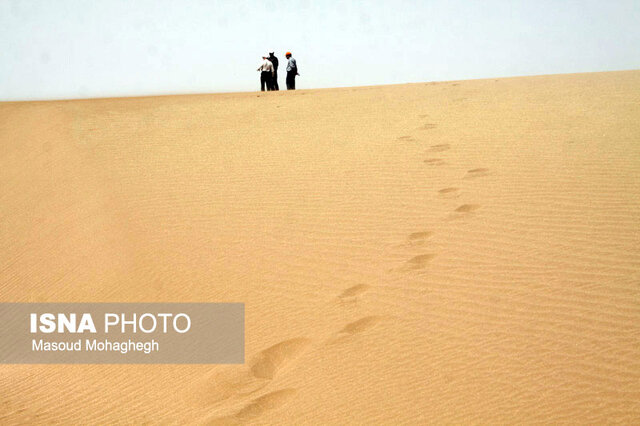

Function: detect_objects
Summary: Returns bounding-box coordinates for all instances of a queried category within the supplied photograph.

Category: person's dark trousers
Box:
[272,71,279,90]
[260,71,272,91]
[286,71,296,90]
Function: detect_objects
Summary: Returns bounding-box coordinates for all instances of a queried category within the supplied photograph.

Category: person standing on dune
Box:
[285,52,299,90]
[268,51,279,91]
[257,54,274,92]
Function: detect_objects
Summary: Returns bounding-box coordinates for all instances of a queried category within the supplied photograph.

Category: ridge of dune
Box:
[1,70,639,424]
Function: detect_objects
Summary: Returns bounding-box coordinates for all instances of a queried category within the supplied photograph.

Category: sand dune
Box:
[1,70,640,423]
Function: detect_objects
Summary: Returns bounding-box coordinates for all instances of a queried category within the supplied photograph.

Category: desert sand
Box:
[1,70,639,424]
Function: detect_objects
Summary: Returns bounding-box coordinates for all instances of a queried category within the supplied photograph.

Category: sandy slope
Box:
[1,70,640,424]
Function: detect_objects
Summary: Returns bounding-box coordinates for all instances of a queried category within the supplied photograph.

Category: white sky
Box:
[1,0,639,100]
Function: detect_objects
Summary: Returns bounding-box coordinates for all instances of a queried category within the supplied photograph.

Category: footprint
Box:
[389,252,436,273]
[465,168,490,178]
[420,123,437,130]
[339,316,383,335]
[208,389,298,424]
[424,158,445,166]
[250,338,311,380]
[407,231,433,247]
[408,231,432,241]
[235,389,297,422]
[455,204,480,213]
[201,366,265,404]
[438,187,459,195]
[392,231,433,250]
[405,254,436,269]
[427,144,450,152]
[201,338,309,404]
[338,284,370,299]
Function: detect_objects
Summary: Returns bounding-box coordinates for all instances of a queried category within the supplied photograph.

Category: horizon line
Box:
[2,68,638,104]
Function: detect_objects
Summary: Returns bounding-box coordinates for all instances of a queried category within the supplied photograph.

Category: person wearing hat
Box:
[268,51,279,91]
[285,52,299,90]
[257,54,274,92]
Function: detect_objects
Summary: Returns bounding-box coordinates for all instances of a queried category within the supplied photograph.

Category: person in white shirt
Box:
[257,55,274,92]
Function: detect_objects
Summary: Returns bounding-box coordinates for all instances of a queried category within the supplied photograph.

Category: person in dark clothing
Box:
[285,52,299,90]
[268,52,279,91]
[260,71,271,92]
